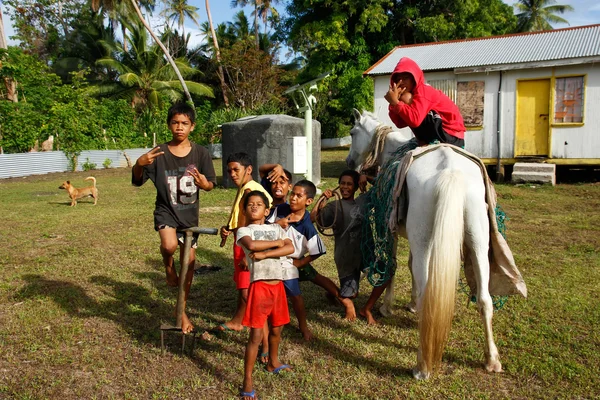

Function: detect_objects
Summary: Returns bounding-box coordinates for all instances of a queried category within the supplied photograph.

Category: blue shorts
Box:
[283,278,301,297]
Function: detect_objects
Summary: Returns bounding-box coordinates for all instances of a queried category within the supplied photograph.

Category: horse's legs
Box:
[405,251,417,313]
[380,236,399,317]
[406,236,431,379]
[465,209,502,373]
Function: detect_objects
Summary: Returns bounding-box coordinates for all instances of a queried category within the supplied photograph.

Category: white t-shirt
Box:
[236,223,297,282]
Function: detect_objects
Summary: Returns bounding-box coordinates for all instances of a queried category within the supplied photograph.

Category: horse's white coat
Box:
[347,109,502,378]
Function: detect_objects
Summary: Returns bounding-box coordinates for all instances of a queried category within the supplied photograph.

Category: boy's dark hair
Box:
[283,169,292,182]
[167,103,196,124]
[226,152,253,168]
[244,190,270,209]
[294,179,317,200]
[339,169,360,188]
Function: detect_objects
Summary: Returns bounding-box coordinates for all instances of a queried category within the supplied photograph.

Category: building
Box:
[364,24,600,173]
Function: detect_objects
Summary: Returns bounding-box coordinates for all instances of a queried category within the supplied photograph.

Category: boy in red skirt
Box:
[236,190,295,399]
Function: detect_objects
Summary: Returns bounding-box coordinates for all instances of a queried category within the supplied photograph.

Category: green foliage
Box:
[192,102,287,144]
[515,0,574,32]
[103,158,113,169]
[281,0,517,137]
[82,158,98,171]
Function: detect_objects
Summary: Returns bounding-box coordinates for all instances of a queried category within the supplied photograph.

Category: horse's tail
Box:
[420,168,465,374]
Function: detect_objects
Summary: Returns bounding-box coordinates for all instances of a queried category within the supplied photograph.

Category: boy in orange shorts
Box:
[237,190,294,399]
[217,153,272,335]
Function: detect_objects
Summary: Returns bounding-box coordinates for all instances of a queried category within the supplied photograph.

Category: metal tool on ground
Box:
[160,226,218,355]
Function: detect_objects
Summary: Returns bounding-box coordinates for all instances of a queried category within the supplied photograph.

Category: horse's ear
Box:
[352,108,361,122]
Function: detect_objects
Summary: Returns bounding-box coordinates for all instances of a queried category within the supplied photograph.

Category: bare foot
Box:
[341,298,356,321]
[359,308,378,325]
[265,362,293,373]
[213,321,245,332]
[165,265,178,287]
[181,312,194,334]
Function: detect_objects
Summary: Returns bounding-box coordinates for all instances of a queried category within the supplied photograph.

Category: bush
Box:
[82,158,97,171]
[103,158,112,169]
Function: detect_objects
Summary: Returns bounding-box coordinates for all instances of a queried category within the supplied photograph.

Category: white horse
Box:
[347,109,502,379]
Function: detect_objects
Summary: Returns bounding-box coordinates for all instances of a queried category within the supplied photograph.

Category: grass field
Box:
[1,149,599,399]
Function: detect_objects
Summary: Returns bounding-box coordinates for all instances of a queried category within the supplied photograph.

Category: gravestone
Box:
[221,114,321,188]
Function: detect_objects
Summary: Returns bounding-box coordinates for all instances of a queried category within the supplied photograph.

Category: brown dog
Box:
[59,177,98,206]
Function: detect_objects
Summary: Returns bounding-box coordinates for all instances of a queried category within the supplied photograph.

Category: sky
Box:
[2,0,600,48]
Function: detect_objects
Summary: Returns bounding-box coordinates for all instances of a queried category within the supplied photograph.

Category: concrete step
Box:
[512,170,556,185]
[513,162,556,174]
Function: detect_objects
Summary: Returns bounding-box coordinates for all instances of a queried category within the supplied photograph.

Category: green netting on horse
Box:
[361,138,419,286]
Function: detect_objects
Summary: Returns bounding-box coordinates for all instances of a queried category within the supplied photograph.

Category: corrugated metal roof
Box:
[365,24,600,75]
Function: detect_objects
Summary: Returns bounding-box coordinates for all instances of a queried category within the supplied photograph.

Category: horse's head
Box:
[346,108,381,170]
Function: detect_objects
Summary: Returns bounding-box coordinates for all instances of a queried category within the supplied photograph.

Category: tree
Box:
[514,0,574,32]
[256,0,280,35]
[162,0,200,38]
[219,37,283,110]
[280,0,517,137]
[95,21,213,109]
[205,0,230,107]
[230,0,261,49]
[0,8,18,103]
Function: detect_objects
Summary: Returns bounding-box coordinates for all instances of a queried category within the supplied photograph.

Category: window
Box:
[457,81,485,127]
[554,76,584,123]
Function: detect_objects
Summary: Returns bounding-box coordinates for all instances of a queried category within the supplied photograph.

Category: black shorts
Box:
[156,224,199,248]
[412,111,465,148]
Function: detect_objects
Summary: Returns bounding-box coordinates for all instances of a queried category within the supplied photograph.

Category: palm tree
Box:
[514,0,574,32]
[230,0,261,49]
[95,21,213,109]
[91,0,196,105]
[229,10,252,41]
[205,0,230,107]
[256,0,279,35]
[163,0,200,38]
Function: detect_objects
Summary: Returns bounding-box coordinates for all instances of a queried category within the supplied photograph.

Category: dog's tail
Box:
[85,177,96,187]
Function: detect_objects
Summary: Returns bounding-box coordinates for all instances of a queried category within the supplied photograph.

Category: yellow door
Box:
[515,79,550,156]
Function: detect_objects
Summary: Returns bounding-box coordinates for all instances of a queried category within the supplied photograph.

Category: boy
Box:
[217,153,272,333]
[279,180,354,319]
[237,191,294,399]
[258,163,292,223]
[260,164,313,341]
[385,56,465,148]
[132,103,216,334]
[312,170,389,324]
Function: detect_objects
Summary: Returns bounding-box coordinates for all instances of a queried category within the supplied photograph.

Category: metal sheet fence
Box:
[0,148,149,179]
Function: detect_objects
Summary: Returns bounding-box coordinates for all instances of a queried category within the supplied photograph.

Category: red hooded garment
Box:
[388,57,465,141]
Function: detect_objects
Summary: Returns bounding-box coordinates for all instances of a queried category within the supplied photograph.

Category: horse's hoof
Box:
[379,304,394,317]
[404,301,417,314]
[485,360,503,373]
[412,368,430,380]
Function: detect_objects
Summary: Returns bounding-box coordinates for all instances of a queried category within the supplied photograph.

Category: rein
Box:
[313,186,342,237]
[359,124,394,173]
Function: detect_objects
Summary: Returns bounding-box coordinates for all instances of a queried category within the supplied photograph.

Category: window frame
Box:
[552,74,586,126]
